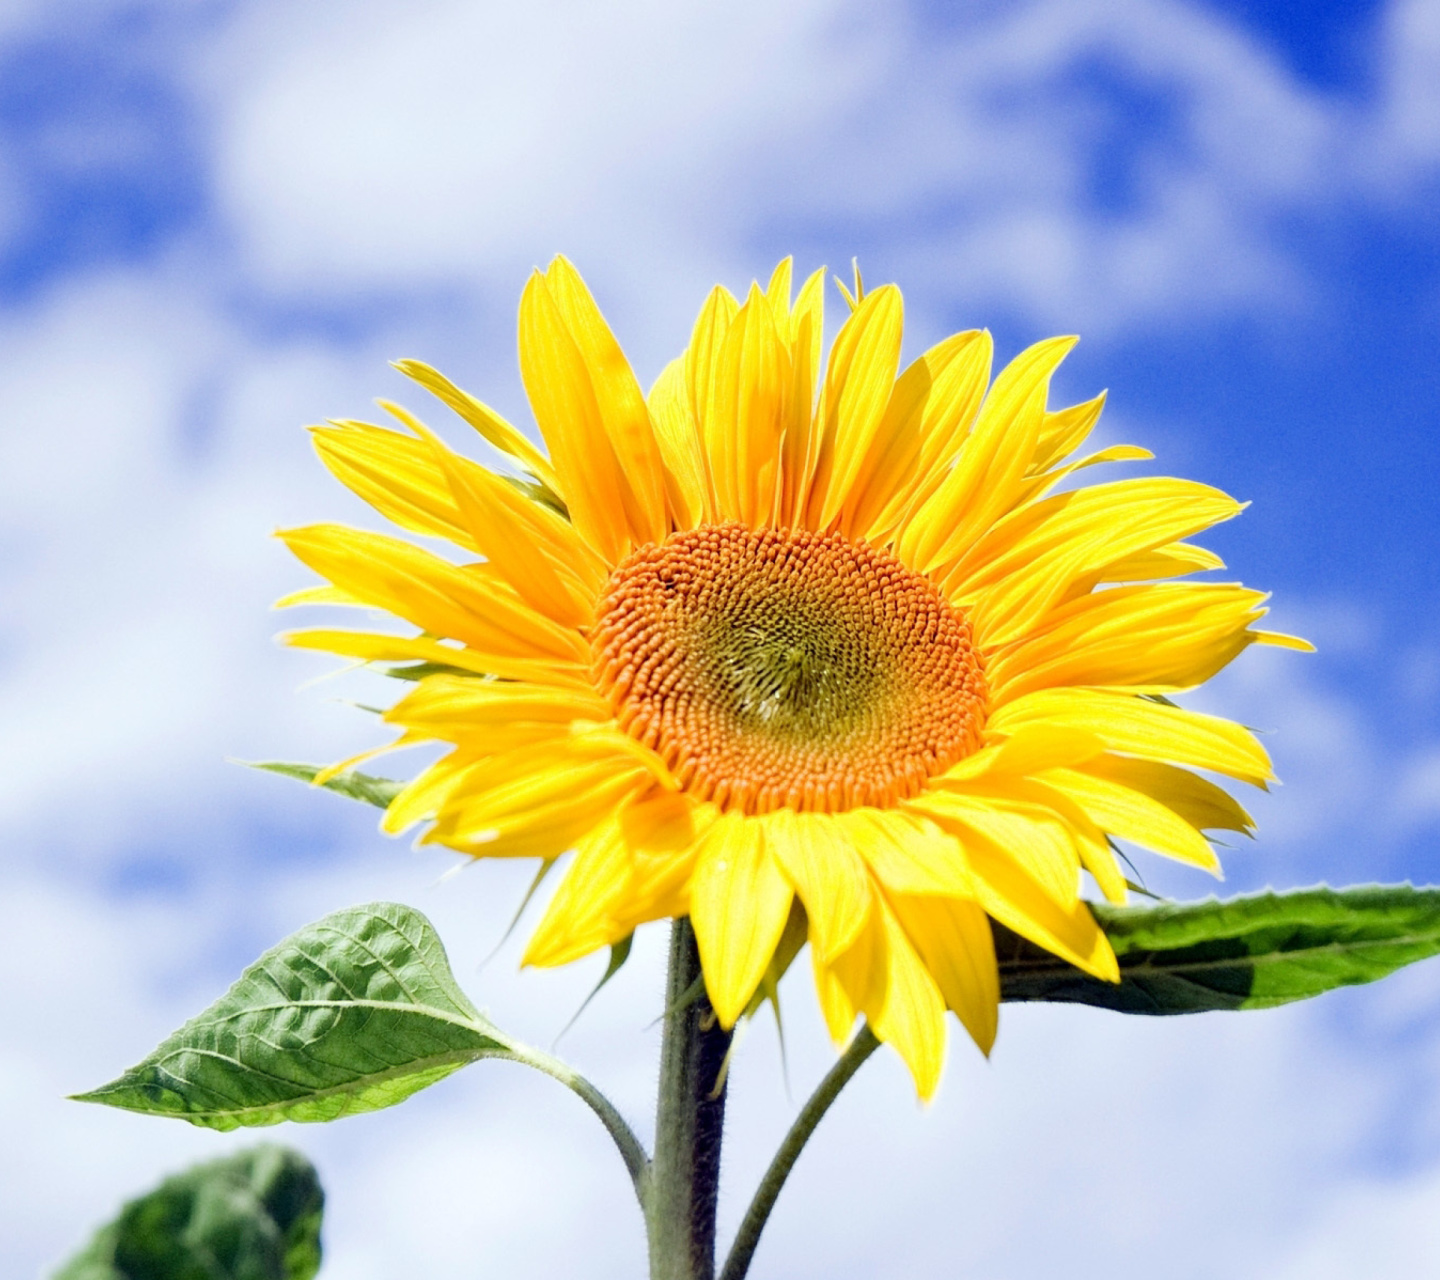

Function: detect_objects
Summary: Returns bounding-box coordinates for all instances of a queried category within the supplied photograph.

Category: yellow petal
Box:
[278,523,589,665]
[685,284,740,523]
[1029,390,1107,475]
[310,419,475,550]
[908,790,1083,910]
[612,789,713,927]
[950,477,1243,647]
[953,773,1129,905]
[710,283,788,526]
[841,808,973,897]
[384,673,609,734]
[1013,442,1153,510]
[1080,541,1226,591]
[863,898,949,1100]
[888,894,999,1056]
[1081,754,1254,833]
[689,813,794,1027]
[382,750,486,835]
[405,421,595,627]
[542,256,668,546]
[787,267,826,388]
[765,809,871,963]
[986,582,1271,701]
[279,627,591,689]
[275,584,360,608]
[901,335,1076,573]
[647,357,708,530]
[518,270,635,564]
[941,723,1105,784]
[778,267,826,524]
[765,257,794,330]
[1255,630,1316,652]
[811,944,860,1045]
[987,688,1274,786]
[425,746,649,856]
[1036,766,1222,874]
[524,820,634,967]
[893,330,994,524]
[392,358,561,494]
[958,823,1119,983]
[804,284,905,530]
[844,329,991,542]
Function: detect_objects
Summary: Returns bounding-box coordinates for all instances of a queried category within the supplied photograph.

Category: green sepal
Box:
[74,903,515,1130]
[555,933,635,1045]
[379,661,484,682]
[53,1145,323,1280]
[998,884,1440,1014]
[243,761,404,810]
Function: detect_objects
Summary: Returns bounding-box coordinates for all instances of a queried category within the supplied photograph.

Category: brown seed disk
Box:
[590,523,988,814]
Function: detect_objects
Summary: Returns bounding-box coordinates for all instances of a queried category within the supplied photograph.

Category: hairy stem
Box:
[718,1024,880,1280]
[644,918,732,1280]
[501,1043,650,1200]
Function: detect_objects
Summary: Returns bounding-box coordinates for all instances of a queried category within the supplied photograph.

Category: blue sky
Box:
[3,1,1440,1276]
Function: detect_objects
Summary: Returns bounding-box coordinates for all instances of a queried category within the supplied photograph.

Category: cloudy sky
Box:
[4,0,1440,1275]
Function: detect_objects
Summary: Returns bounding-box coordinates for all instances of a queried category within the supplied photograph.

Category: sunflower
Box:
[278,257,1308,1097]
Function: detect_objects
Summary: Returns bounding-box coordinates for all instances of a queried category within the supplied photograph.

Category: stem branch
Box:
[718,1024,880,1280]
[504,1043,651,1201]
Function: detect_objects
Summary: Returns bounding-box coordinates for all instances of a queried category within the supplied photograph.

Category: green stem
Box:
[717,1024,880,1280]
[644,918,733,1280]
[503,1042,651,1201]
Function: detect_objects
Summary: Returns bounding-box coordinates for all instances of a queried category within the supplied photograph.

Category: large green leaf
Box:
[244,761,404,810]
[54,1145,323,1280]
[997,884,1440,1014]
[75,903,515,1130]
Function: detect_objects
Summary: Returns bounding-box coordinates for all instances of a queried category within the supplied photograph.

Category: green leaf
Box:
[75,903,517,1130]
[243,761,404,810]
[54,1144,323,1280]
[997,884,1440,1014]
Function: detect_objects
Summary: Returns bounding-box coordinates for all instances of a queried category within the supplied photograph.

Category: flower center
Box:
[591,524,987,814]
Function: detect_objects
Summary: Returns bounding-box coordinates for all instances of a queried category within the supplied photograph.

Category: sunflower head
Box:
[593,522,987,813]
[280,255,1310,1097]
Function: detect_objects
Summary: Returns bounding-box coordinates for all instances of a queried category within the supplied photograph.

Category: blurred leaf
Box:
[54,1145,322,1280]
[997,884,1440,1014]
[75,903,516,1130]
[244,761,403,809]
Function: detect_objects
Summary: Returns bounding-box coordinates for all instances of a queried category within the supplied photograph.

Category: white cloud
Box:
[1378,0,1440,169]
[207,0,873,337]
[0,263,424,861]
[203,0,1440,342]
[1394,749,1440,831]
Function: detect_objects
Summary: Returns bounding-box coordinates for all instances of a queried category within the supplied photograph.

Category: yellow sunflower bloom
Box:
[279,256,1310,1098]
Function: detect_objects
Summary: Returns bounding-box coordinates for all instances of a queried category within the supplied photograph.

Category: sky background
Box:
[3,0,1440,1275]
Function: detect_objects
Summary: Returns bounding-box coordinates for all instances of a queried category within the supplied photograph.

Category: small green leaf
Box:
[75,903,516,1130]
[243,761,404,810]
[53,1145,323,1280]
[997,884,1440,1014]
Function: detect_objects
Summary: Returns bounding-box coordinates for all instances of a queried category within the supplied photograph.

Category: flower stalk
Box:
[645,918,732,1280]
[718,1023,879,1280]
